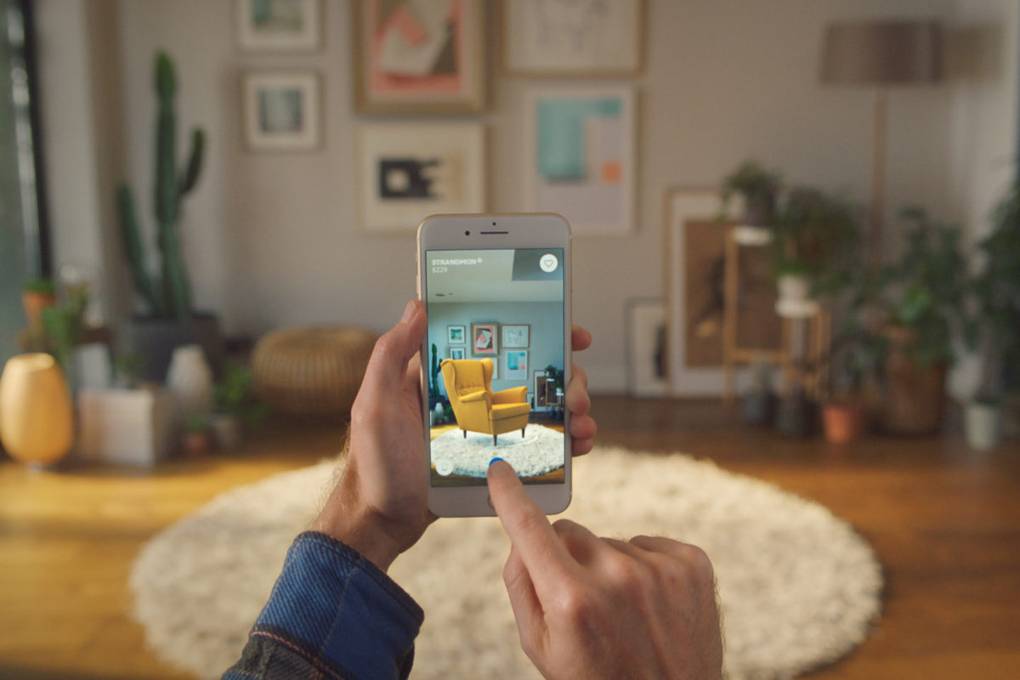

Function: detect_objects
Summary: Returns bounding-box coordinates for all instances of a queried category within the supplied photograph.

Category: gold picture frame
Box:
[351,0,487,115]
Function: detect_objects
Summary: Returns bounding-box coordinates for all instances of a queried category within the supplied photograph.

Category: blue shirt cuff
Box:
[252,531,423,679]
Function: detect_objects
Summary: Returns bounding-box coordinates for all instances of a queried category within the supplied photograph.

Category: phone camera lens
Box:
[465,230,471,236]
[491,221,496,226]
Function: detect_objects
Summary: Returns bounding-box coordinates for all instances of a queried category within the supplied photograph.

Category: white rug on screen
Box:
[130,447,883,680]
[431,423,563,478]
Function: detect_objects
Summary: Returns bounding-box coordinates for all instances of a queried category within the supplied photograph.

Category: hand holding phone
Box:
[487,461,723,680]
[312,298,597,571]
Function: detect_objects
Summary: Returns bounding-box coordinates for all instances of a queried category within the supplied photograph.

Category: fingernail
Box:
[401,300,416,323]
[489,456,505,467]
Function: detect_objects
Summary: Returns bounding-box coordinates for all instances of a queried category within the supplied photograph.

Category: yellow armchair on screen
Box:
[440,359,530,445]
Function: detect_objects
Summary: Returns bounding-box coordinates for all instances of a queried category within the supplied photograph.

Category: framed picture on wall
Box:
[502,0,644,77]
[626,298,668,397]
[505,350,529,381]
[351,0,486,114]
[243,72,321,151]
[447,325,466,345]
[357,123,485,232]
[471,323,498,356]
[663,188,782,396]
[236,0,321,51]
[449,347,466,360]
[524,87,636,236]
[533,370,549,408]
[501,324,530,349]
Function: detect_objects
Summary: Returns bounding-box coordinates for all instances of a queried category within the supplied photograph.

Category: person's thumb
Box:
[364,300,425,389]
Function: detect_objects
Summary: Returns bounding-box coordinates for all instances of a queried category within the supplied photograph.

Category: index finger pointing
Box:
[487,460,574,592]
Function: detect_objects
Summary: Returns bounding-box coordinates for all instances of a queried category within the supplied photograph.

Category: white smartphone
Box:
[417,213,572,517]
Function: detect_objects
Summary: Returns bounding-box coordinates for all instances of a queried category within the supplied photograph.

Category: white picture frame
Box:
[502,0,644,76]
[524,87,636,236]
[243,71,321,152]
[236,0,321,51]
[358,123,486,232]
[626,298,669,398]
[504,350,529,381]
[447,325,466,345]
[501,324,530,349]
[448,347,466,360]
[664,188,747,396]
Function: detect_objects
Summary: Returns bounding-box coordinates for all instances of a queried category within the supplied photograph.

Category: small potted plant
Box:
[22,277,56,331]
[721,160,782,234]
[182,413,212,457]
[964,182,1020,450]
[211,362,266,450]
[770,187,859,312]
[818,321,885,445]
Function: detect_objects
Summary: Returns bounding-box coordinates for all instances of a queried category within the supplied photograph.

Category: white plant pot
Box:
[77,387,177,467]
[733,225,773,246]
[166,344,213,418]
[211,414,242,450]
[965,401,1001,451]
[778,274,811,303]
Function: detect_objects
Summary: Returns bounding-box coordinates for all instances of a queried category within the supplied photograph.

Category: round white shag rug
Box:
[130,448,882,680]
[431,424,564,478]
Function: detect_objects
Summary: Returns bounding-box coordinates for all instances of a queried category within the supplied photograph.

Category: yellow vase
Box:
[0,353,74,466]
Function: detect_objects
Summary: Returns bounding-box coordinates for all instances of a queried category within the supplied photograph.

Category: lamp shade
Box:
[821,20,943,85]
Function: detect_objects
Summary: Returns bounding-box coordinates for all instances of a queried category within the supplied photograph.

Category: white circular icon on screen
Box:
[436,459,454,476]
[540,253,559,272]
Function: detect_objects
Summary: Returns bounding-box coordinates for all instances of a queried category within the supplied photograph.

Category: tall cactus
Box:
[117,51,205,321]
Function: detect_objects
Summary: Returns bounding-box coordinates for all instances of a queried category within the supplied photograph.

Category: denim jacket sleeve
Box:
[223,531,424,680]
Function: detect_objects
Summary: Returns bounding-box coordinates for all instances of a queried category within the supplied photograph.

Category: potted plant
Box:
[77,351,177,467]
[964,182,1020,450]
[116,51,222,382]
[721,160,782,232]
[182,414,212,457]
[770,188,860,311]
[22,277,56,331]
[818,321,885,445]
[873,208,967,435]
[211,362,267,450]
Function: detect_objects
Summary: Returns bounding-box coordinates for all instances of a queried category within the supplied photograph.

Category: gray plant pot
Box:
[965,401,1002,451]
[118,313,224,383]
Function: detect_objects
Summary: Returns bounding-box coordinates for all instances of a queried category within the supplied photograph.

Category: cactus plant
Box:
[117,51,205,321]
[429,343,441,407]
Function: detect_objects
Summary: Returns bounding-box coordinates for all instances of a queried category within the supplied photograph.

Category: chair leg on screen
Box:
[463,430,466,439]
[493,434,498,446]
[522,427,525,437]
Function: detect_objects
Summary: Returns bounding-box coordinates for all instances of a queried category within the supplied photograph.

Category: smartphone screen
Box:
[425,247,566,487]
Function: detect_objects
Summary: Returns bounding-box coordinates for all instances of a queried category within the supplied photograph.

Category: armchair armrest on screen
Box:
[492,386,528,405]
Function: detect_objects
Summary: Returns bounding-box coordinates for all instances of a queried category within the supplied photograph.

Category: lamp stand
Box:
[870,89,887,265]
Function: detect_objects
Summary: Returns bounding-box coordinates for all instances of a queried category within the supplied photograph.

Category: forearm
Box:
[223,532,423,680]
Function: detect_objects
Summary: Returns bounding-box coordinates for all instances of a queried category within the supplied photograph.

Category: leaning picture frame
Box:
[351,0,486,114]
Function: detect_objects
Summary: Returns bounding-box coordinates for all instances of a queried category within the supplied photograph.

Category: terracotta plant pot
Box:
[883,326,947,435]
[21,291,56,329]
[822,401,866,445]
[182,431,211,457]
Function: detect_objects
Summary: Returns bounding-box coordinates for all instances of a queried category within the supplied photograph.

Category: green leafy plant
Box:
[544,364,564,393]
[185,413,210,434]
[770,187,861,294]
[117,51,205,321]
[872,207,967,366]
[968,182,1020,399]
[23,277,56,296]
[721,160,783,225]
[39,284,89,374]
[214,362,268,426]
[429,343,441,408]
[114,353,144,389]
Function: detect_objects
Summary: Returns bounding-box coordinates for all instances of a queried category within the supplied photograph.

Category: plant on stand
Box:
[818,319,885,445]
[770,187,859,311]
[117,50,222,382]
[964,182,1020,449]
[721,160,783,231]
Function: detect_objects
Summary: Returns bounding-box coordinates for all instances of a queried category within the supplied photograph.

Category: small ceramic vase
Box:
[0,353,74,466]
[167,345,213,418]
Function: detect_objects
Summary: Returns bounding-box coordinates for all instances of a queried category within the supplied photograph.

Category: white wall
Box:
[65,0,1009,392]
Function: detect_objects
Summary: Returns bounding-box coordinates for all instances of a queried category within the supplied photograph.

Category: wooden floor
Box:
[1,396,1019,679]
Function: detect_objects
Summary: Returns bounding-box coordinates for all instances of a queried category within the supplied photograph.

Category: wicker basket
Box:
[252,327,378,420]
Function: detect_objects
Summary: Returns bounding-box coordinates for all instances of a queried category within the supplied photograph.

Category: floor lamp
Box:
[821,20,944,265]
